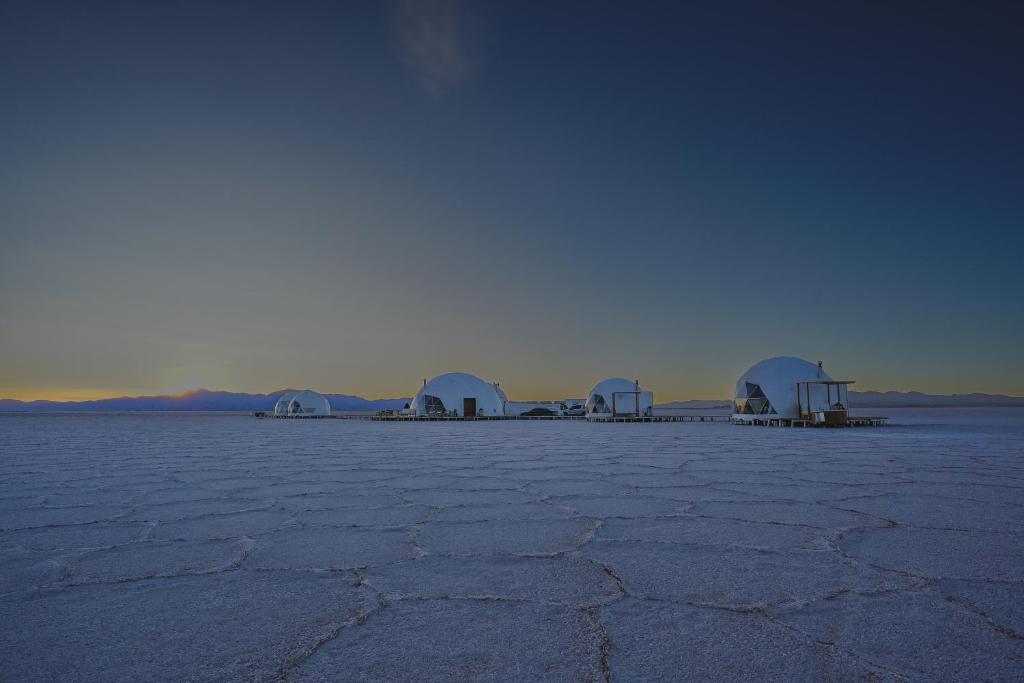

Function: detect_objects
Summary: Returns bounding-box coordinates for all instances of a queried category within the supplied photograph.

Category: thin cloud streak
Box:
[395,0,479,96]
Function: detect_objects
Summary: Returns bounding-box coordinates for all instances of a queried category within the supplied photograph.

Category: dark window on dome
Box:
[736,383,773,415]
[423,394,446,416]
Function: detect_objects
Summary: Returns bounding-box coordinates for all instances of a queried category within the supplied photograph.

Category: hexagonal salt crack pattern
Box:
[935,578,1024,638]
[587,540,867,610]
[291,599,605,682]
[837,493,1024,532]
[62,539,249,584]
[148,509,297,541]
[365,552,622,606]
[688,500,889,530]
[0,504,129,531]
[774,590,1024,680]
[244,527,415,570]
[840,526,1024,581]
[602,598,899,681]
[417,518,598,557]
[597,516,829,550]
[0,572,374,682]
[2,412,1023,681]
[0,521,150,551]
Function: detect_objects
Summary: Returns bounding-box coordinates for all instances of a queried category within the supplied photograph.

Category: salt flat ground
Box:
[1,410,1022,682]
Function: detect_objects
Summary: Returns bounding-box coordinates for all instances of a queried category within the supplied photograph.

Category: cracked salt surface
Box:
[1,408,1022,681]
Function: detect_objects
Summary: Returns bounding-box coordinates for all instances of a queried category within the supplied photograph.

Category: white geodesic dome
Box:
[732,357,832,420]
[409,372,505,417]
[274,390,331,417]
[586,378,653,417]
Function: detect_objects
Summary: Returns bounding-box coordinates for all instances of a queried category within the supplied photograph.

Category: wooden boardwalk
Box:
[587,415,731,423]
[369,414,730,423]
[256,412,884,426]
[734,416,888,427]
[369,414,587,422]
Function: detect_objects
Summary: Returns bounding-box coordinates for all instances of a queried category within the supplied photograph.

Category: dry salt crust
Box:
[1,410,1023,682]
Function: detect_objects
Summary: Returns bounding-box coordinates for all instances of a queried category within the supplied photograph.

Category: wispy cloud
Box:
[394,0,480,97]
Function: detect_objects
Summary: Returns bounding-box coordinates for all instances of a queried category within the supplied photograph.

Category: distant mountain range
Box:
[846,390,1024,408]
[0,389,409,413]
[657,391,1024,410]
[1,389,1021,412]
[654,399,734,410]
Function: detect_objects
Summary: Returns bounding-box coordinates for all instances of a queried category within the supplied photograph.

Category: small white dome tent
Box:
[273,391,298,416]
[586,378,653,418]
[732,357,832,422]
[410,372,506,417]
[275,390,331,418]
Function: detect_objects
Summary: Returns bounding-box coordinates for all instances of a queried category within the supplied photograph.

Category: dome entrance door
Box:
[463,397,477,417]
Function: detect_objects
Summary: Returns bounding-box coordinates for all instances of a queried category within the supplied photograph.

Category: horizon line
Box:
[3,386,1024,404]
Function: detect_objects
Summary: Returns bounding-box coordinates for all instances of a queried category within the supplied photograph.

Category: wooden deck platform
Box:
[369,414,587,421]
[368,414,733,423]
[255,412,885,426]
[733,416,888,427]
[587,415,731,423]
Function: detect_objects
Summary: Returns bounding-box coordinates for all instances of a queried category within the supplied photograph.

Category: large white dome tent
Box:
[732,357,834,422]
[273,390,331,418]
[585,378,653,418]
[409,372,506,417]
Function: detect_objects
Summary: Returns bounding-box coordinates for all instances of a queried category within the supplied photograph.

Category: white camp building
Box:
[408,372,506,417]
[732,356,842,422]
[585,378,653,418]
[273,390,331,418]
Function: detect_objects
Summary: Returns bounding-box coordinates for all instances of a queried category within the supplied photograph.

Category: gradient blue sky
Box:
[1,0,1022,401]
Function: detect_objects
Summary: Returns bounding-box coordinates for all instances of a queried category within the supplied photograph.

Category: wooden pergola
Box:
[796,380,854,426]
